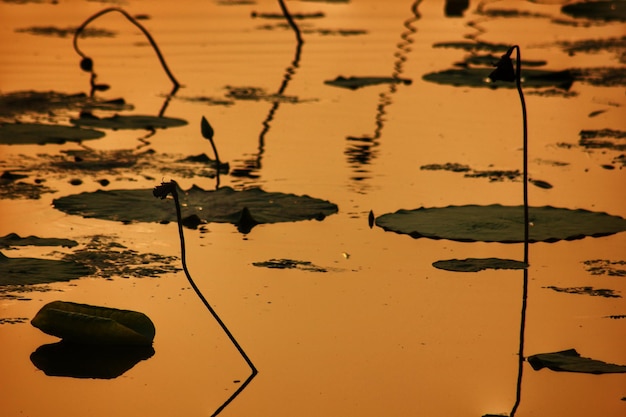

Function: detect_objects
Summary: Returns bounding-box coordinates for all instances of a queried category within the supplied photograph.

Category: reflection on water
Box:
[1,1,625,417]
[31,341,155,379]
[345,0,421,190]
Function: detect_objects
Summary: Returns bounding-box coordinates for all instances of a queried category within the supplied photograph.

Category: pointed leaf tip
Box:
[201,116,214,140]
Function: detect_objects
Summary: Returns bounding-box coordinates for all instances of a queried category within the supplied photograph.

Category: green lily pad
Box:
[433,258,527,272]
[561,1,626,22]
[53,185,338,232]
[324,76,412,90]
[0,251,93,286]
[0,122,105,145]
[31,301,155,346]
[528,349,626,374]
[375,205,626,243]
[70,114,188,130]
[422,68,575,90]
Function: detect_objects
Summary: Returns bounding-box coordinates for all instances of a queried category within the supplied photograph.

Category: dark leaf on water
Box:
[375,205,626,243]
[528,349,626,374]
[324,76,412,90]
[433,258,527,272]
[423,68,575,90]
[561,1,626,22]
[54,185,338,232]
[31,300,155,346]
[71,114,187,130]
[0,252,93,286]
[0,233,78,250]
[0,122,105,145]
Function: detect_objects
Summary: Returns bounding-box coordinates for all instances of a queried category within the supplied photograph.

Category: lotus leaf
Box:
[528,349,626,374]
[71,114,187,130]
[31,342,154,379]
[0,233,78,249]
[53,185,338,232]
[433,258,527,272]
[31,301,155,346]
[0,122,105,145]
[561,1,626,22]
[422,68,574,90]
[375,205,626,243]
[324,76,412,90]
[0,252,93,286]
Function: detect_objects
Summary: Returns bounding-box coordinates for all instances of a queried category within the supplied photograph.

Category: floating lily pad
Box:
[528,349,626,374]
[422,68,575,90]
[31,301,155,346]
[0,233,78,250]
[53,185,338,232]
[375,205,626,243]
[31,341,154,379]
[561,1,626,22]
[433,258,527,272]
[0,122,105,145]
[0,252,94,286]
[324,76,412,90]
[71,114,187,130]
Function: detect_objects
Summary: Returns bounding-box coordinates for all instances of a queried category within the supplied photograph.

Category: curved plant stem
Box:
[73,7,180,90]
[156,181,257,416]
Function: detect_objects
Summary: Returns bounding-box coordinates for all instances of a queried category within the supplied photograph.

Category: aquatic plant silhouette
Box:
[487,44,529,417]
[73,8,180,97]
[201,116,226,189]
[153,180,257,417]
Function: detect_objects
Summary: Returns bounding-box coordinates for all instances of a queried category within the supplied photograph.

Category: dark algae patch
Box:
[583,259,626,277]
[528,349,626,374]
[543,285,620,298]
[253,258,329,272]
[375,205,626,243]
[53,185,338,232]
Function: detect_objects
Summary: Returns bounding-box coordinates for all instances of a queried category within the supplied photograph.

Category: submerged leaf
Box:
[31,301,155,346]
[375,205,626,243]
[528,349,626,374]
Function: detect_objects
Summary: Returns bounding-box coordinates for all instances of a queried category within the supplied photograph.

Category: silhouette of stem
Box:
[277,0,303,45]
[73,7,180,90]
[511,45,528,417]
[153,181,257,416]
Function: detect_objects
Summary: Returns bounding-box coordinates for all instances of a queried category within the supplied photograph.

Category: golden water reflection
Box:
[1,1,625,417]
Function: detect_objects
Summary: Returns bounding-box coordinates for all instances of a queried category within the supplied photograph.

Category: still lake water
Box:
[1,1,625,416]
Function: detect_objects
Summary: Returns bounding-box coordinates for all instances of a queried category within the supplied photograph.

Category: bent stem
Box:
[153,181,257,416]
[73,7,180,92]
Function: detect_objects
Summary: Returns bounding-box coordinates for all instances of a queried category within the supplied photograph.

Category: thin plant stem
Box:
[511,44,528,417]
[277,0,303,45]
[155,181,257,416]
[513,45,529,266]
[73,7,180,90]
